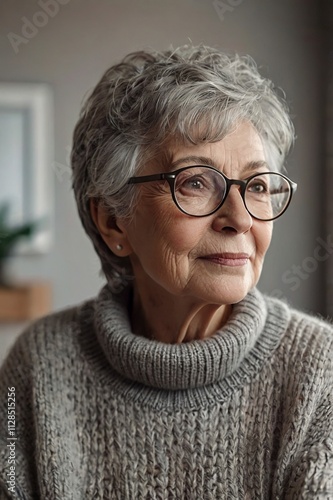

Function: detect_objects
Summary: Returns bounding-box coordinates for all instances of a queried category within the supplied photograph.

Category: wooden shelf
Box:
[0,281,52,321]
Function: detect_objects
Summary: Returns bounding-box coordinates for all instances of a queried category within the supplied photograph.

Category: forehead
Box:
[167,122,266,172]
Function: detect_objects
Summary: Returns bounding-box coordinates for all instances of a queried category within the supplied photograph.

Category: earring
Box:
[116,244,123,251]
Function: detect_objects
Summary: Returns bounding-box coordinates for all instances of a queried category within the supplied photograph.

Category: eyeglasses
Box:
[128,165,297,221]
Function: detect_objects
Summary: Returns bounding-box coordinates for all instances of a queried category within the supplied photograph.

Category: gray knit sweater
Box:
[0,285,332,499]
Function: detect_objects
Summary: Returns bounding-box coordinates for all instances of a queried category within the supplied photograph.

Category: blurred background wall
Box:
[0,0,331,359]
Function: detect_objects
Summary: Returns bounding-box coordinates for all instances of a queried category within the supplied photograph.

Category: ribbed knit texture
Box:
[0,285,332,499]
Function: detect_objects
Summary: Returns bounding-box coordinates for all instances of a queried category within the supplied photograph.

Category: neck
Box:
[130,285,232,344]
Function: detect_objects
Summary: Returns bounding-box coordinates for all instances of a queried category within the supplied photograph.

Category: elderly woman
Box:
[0,45,332,499]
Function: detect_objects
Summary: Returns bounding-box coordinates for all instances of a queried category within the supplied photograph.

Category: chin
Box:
[220,290,250,305]
[194,286,252,306]
[194,276,255,305]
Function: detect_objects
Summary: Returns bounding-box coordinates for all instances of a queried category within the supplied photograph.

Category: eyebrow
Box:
[170,156,269,172]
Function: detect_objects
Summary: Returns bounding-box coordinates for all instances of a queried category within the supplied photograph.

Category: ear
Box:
[89,199,133,257]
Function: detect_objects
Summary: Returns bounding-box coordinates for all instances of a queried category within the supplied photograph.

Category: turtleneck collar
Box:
[93,285,274,391]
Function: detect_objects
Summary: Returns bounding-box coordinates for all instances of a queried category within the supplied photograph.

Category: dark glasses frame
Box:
[128,165,297,221]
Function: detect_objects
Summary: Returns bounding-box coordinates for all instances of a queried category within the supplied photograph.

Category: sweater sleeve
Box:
[281,320,333,499]
[285,392,333,498]
[0,328,40,499]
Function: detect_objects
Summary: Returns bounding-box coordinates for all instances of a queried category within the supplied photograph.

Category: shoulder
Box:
[264,293,333,343]
[1,296,96,374]
[264,294,333,386]
[0,295,101,428]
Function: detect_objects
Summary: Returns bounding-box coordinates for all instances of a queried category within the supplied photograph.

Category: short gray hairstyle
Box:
[71,44,295,291]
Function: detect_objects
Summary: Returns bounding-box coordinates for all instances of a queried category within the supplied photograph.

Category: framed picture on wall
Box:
[0,82,53,253]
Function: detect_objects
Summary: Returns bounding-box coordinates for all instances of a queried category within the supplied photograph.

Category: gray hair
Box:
[71,44,295,291]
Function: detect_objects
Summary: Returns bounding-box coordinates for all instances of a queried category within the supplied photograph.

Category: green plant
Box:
[0,202,37,285]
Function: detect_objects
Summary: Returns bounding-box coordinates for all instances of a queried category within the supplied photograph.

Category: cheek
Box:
[158,218,206,254]
[137,205,207,256]
[254,222,273,259]
[126,184,210,256]
[124,206,209,292]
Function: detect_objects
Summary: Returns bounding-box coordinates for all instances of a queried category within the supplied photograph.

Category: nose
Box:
[212,185,253,233]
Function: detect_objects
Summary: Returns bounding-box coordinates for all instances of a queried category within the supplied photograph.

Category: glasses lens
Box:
[245,173,291,220]
[174,166,226,216]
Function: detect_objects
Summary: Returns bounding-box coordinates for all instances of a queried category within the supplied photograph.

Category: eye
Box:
[247,179,269,194]
[174,167,226,201]
[184,176,205,190]
[177,174,212,194]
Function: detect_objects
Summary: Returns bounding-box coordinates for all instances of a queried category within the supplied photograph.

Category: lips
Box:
[200,253,250,266]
